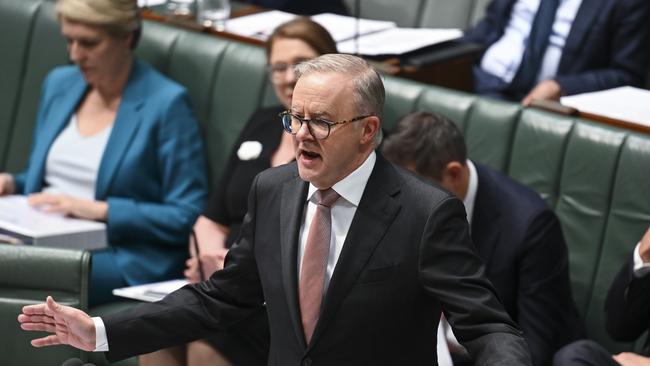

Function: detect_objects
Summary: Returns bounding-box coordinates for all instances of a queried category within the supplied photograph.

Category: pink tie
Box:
[299,188,340,344]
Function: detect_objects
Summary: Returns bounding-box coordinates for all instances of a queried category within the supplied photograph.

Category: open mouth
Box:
[299,148,321,164]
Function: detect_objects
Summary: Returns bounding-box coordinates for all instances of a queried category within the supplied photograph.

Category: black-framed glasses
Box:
[280,111,371,140]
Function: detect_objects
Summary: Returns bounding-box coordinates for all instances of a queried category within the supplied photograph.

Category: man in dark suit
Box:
[382,111,583,366]
[464,0,650,104]
[18,54,531,365]
[554,227,650,366]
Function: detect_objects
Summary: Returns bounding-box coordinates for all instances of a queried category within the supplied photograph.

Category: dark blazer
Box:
[605,254,650,356]
[472,164,584,366]
[464,0,650,95]
[103,155,531,365]
[13,60,208,285]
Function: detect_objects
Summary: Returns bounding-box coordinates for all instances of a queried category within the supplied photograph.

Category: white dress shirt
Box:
[92,151,378,352]
[480,0,583,85]
[633,242,650,277]
[298,151,377,292]
[43,115,113,200]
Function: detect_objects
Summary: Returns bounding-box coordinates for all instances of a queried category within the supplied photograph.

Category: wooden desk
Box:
[141,6,478,92]
[530,100,650,135]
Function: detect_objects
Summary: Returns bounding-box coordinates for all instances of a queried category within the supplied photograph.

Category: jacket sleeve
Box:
[104,174,264,362]
[106,91,208,245]
[605,255,650,342]
[555,0,650,95]
[514,211,584,366]
[419,197,532,365]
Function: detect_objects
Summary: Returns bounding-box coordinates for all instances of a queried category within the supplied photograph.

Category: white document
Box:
[225,10,297,40]
[311,13,396,42]
[113,279,190,302]
[337,27,463,55]
[138,0,168,7]
[561,86,650,127]
[0,195,106,249]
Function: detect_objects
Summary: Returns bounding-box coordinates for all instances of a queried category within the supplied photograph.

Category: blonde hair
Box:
[56,0,141,36]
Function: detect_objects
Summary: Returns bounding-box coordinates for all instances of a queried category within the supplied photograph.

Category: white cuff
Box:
[632,242,650,278]
[92,317,109,352]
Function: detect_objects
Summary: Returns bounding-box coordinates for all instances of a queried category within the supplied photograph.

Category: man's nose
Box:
[295,121,313,141]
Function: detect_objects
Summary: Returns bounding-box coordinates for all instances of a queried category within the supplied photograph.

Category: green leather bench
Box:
[1,0,649,365]
[0,244,91,365]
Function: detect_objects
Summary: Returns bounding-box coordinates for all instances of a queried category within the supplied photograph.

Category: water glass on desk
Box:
[197,0,231,31]
[165,0,195,17]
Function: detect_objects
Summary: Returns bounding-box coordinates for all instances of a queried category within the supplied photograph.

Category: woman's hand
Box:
[185,215,230,283]
[184,248,229,283]
[28,193,108,221]
[0,173,15,196]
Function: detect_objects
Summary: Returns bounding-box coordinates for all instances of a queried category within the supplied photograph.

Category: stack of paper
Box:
[113,279,189,302]
[0,195,107,249]
[560,86,650,127]
[337,27,463,56]
[225,10,459,55]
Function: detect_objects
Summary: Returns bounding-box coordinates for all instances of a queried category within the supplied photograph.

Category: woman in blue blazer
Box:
[0,0,208,305]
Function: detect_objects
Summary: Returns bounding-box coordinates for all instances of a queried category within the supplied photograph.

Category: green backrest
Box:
[342,0,492,29]
[3,1,67,174]
[0,244,91,365]
[0,0,42,172]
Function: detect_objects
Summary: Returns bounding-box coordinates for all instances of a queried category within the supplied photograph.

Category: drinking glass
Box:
[197,0,231,31]
[165,0,195,17]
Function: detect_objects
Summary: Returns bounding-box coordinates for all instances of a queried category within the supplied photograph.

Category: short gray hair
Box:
[295,54,385,145]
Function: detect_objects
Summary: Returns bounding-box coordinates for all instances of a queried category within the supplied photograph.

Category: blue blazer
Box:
[471,164,584,366]
[465,0,650,95]
[14,60,208,285]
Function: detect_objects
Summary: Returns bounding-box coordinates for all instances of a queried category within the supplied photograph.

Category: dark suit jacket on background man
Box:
[472,163,584,365]
[102,156,531,365]
[464,0,650,96]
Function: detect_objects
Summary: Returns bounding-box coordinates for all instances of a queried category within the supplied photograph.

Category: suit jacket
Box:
[472,164,584,366]
[605,254,650,356]
[13,60,208,285]
[103,155,531,365]
[464,0,650,95]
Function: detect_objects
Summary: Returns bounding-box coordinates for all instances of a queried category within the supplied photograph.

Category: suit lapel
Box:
[471,165,501,268]
[95,61,144,199]
[308,156,401,349]
[25,77,87,193]
[560,0,600,70]
[280,172,309,349]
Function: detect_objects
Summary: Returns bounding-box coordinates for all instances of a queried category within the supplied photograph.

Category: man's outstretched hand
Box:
[18,296,96,351]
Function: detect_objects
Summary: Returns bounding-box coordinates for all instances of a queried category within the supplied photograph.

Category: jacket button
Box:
[302,357,312,366]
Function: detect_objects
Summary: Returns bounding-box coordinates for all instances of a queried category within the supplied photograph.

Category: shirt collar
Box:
[463,159,479,225]
[307,151,377,206]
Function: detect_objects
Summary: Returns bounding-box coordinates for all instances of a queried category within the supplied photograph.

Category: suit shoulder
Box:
[392,164,459,210]
[255,162,299,188]
[43,65,82,91]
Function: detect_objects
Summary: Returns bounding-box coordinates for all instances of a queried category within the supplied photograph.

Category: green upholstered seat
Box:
[0,244,91,366]
[508,109,575,208]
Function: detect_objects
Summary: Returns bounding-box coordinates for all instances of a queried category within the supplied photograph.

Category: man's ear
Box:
[439,161,465,197]
[360,116,380,145]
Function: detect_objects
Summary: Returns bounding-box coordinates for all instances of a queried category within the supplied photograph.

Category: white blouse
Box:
[43,115,113,200]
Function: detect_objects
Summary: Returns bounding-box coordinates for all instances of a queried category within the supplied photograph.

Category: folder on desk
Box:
[113,279,189,302]
[0,195,107,250]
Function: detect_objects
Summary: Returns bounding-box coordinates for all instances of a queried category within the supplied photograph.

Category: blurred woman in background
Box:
[0,0,208,306]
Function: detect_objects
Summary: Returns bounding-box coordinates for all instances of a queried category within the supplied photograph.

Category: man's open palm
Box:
[18,296,96,351]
